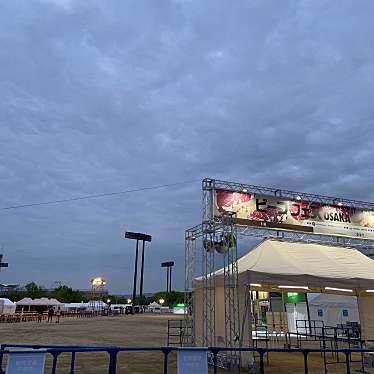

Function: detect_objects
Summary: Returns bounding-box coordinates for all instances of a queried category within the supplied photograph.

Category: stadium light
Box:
[125,231,152,312]
[91,277,106,288]
[161,261,175,293]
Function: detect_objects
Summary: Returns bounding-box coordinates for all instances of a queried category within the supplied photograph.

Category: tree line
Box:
[2,282,185,306]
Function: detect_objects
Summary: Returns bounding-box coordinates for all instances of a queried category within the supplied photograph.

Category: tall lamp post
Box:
[90,277,106,312]
[161,261,174,293]
[125,232,152,312]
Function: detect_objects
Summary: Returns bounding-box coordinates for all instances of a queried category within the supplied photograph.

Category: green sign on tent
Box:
[286,292,307,303]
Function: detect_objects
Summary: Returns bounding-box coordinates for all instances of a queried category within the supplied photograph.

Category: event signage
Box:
[214,189,374,239]
[177,348,208,374]
[6,351,46,374]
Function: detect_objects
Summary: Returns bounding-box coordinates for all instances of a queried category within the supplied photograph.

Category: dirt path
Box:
[0,315,372,373]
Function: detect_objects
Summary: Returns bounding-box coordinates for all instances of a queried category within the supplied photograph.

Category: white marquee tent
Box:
[0,298,16,314]
[193,239,374,346]
[16,298,63,311]
[286,294,360,333]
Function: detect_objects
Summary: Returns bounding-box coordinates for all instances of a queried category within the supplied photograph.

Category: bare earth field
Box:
[0,315,372,373]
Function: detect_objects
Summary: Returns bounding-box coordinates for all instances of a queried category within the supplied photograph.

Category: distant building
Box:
[77,288,109,298]
[0,284,20,294]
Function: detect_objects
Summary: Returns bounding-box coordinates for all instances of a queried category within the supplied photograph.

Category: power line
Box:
[0,179,201,211]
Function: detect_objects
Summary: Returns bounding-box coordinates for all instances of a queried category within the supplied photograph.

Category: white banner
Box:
[177,348,208,374]
[6,351,46,374]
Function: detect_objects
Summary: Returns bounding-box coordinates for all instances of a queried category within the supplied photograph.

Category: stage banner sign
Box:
[214,189,374,239]
[6,351,46,374]
[177,348,208,374]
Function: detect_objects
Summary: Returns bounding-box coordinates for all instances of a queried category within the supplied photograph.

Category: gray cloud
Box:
[1,0,374,293]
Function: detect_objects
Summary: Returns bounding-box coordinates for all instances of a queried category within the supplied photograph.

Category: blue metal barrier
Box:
[0,343,372,374]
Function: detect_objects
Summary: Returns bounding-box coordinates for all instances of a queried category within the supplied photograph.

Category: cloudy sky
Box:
[1,0,374,294]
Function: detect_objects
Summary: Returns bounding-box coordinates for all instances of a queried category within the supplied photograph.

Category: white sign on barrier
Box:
[6,351,46,374]
[177,348,208,374]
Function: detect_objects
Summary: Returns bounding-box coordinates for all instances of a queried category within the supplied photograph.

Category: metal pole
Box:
[132,239,139,312]
[305,293,312,335]
[166,267,169,293]
[139,240,145,300]
[169,266,172,292]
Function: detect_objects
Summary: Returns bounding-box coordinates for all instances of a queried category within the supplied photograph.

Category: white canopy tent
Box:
[286,294,360,333]
[0,298,16,314]
[16,298,63,312]
[193,239,374,345]
[195,239,374,291]
[87,300,107,311]
[149,302,161,308]
[16,298,63,307]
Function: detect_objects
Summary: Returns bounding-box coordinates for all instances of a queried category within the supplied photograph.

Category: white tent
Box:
[193,239,374,345]
[64,302,89,310]
[16,298,63,311]
[286,294,359,333]
[16,298,63,306]
[195,239,374,290]
[310,294,359,326]
[0,298,16,314]
[87,300,107,311]
[149,302,161,308]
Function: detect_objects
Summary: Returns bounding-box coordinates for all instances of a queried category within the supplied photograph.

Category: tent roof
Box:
[0,298,15,306]
[65,303,88,308]
[149,302,161,308]
[16,298,62,306]
[195,239,374,292]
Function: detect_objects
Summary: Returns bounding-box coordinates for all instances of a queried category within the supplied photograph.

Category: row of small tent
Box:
[0,298,111,314]
[0,298,174,315]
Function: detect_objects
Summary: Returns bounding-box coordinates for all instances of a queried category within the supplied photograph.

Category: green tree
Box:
[150,291,184,306]
[24,282,46,298]
[49,285,87,303]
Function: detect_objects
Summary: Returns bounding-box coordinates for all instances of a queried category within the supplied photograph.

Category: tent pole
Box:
[305,293,312,335]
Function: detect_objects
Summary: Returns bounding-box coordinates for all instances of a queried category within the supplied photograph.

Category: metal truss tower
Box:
[183,178,374,369]
[222,213,240,368]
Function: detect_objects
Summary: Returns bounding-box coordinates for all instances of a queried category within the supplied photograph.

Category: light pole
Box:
[161,261,175,293]
[125,232,152,312]
[90,277,106,312]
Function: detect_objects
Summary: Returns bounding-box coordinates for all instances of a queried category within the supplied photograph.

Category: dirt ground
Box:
[0,314,372,373]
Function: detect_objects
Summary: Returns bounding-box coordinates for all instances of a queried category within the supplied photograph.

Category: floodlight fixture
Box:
[91,277,106,288]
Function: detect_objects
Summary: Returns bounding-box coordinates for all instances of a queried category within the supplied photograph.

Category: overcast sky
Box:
[1,0,374,294]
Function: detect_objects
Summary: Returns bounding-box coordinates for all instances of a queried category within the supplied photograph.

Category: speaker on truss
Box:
[203,238,215,252]
[215,234,229,254]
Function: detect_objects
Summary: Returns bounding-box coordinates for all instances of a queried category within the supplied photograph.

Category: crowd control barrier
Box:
[0,343,372,374]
